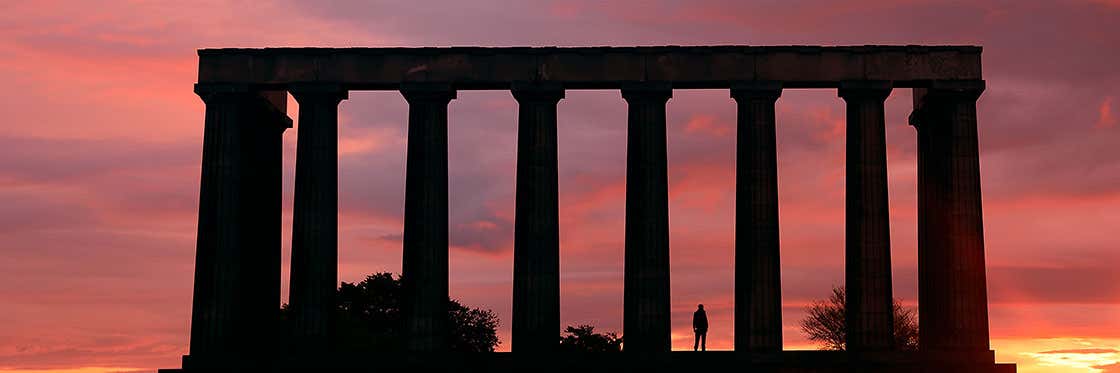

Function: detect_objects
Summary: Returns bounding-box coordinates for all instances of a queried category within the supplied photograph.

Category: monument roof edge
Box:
[196,45,982,56]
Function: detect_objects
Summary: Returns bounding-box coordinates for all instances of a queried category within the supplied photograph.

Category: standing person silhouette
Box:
[693,304,708,351]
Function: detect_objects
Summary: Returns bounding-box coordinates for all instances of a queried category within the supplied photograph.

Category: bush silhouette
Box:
[799,286,918,350]
[280,272,500,353]
[558,324,623,352]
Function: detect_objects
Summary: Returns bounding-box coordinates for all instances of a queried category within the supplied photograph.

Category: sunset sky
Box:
[1,1,1118,372]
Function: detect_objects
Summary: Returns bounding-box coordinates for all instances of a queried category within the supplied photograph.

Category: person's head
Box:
[697,304,704,310]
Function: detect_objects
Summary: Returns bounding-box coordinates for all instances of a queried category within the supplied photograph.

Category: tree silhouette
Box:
[799,286,918,351]
[446,297,500,352]
[281,272,500,353]
[558,324,623,352]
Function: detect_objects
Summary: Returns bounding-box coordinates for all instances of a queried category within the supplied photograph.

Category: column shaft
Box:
[401,85,456,352]
[731,83,783,352]
[511,83,564,352]
[241,91,289,363]
[190,85,289,368]
[622,83,672,353]
[912,81,990,351]
[839,82,895,352]
[288,85,347,354]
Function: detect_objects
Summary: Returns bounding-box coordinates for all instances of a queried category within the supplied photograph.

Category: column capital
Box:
[908,109,929,129]
[259,103,294,130]
[194,83,252,102]
[910,80,985,128]
[288,83,348,104]
[400,83,457,103]
[621,82,672,102]
[194,84,292,129]
[511,82,565,102]
[919,79,986,101]
[838,80,893,100]
[731,81,782,101]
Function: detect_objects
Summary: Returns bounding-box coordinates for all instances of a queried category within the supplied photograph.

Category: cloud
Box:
[683,114,731,137]
[1097,362,1120,373]
[1098,97,1117,129]
[1037,348,1119,354]
[989,266,1120,304]
[1024,343,1120,372]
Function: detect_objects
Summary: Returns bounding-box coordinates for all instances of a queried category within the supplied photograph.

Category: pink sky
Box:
[1,1,1118,372]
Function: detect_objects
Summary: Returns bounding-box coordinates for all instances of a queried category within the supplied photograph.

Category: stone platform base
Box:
[162,350,1015,372]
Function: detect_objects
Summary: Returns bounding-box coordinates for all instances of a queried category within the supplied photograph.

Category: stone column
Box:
[731,82,783,352]
[288,84,347,355]
[189,84,290,368]
[511,83,564,352]
[401,84,456,352]
[910,80,990,352]
[241,90,290,365]
[839,81,895,352]
[621,83,672,353]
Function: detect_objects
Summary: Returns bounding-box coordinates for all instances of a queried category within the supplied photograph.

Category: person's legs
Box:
[700,331,707,351]
[694,331,700,351]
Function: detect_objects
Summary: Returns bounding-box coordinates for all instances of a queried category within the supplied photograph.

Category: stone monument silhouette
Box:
[162,46,1015,372]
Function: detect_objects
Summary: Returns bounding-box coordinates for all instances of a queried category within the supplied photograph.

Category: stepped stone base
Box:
[161,351,1015,372]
